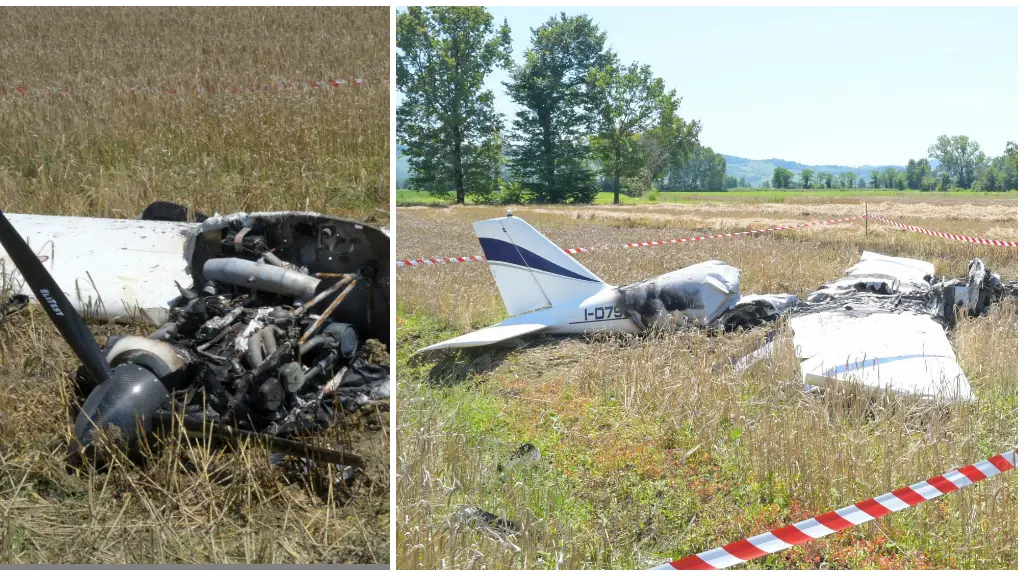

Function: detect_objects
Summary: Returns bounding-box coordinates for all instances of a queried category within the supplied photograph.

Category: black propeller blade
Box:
[0,211,111,383]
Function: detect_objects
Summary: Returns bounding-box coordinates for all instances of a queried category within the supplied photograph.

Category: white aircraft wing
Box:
[791,310,972,402]
[2,211,391,333]
[419,323,548,353]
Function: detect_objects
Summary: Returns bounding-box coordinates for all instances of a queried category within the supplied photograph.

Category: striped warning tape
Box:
[395,215,863,268]
[624,215,866,248]
[396,255,486,268]
[395,247,593,268]
[0,77,369,98]
[652,448,1018,570]
[869,214,1018,248]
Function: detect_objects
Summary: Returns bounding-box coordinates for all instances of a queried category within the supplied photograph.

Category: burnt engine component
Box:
[0,209,389,469]
[203,257,321,300]
[129,212,393,456]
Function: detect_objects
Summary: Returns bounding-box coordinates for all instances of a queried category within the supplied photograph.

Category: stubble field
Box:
[0,7,389,563]
[395,196,1017,569]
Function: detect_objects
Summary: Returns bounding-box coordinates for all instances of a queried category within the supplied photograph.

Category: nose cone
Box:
[72,363,170,460]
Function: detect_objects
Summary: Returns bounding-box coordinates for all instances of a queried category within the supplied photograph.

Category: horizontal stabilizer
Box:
[418,323,547,353]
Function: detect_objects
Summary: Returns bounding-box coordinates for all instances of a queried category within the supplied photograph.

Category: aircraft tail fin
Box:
[473,215,605,316]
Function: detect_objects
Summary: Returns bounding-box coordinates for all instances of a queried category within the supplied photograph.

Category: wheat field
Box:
[0,7,389,564]
[0,6,389,223]
[395,197,1018,569]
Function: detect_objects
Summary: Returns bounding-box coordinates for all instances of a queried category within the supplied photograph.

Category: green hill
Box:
[721,154,908,185]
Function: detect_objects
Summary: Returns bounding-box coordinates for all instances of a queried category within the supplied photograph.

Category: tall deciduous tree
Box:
[505,14,613,204]
[633,114,701,194]
[906,158,930,189]
[589,62,680,204]
[397,6,512,204]
[928,135,986,189]
[800,169,813,189]
[665,145,726,191]
[845,171,857,189]
[772,167,793,189]
[1003,141,1018,190]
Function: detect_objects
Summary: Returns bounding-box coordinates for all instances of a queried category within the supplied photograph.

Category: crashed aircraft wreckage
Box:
[419,213,1015,403]
[0,206,389,470]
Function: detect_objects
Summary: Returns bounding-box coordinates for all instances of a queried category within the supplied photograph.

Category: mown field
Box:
[395,197,1018,569]
[397,188,1017,207]
[0,7,389,563]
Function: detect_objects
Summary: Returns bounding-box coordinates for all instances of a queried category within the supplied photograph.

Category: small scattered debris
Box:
[456,506,522,536]
[498,442,540,473]
[729,330,779,372]
[270,450,359,501]
[0,293,29,325]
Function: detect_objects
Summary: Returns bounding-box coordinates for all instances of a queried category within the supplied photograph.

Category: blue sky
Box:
[476,6,1017,166]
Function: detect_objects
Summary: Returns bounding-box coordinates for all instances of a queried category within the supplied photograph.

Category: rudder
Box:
[473,215,606,316]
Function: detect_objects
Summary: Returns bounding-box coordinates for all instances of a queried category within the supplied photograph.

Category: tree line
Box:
[768,136,1017,192]
[397,6,725,204]
[398,8,1017,203]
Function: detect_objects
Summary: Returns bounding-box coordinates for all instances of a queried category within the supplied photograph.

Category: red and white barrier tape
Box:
[652,448,1018,570]
[396,255,486,268]
[395,215,862,268]
[869,214,1018,248]
[625,215,866,248]
[395,247,593,267]
[0,77,368,98]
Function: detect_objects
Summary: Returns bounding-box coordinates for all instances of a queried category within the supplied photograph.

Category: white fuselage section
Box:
[497,284,641,335]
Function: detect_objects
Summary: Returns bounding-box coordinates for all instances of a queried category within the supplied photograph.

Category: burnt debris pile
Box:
[795,252,1018,326]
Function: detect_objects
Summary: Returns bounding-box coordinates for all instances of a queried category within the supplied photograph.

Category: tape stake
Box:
[652,448,1018,570]
[869,214,1018,248]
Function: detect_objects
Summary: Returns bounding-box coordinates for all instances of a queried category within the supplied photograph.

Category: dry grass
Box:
[0,6,389,224]
[395,199,1018,569]
[0,7,389,564]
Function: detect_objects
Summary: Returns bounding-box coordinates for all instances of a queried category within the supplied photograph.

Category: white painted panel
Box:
[418,323,548,352]
[791,310,972,402]
[1,214,192,325]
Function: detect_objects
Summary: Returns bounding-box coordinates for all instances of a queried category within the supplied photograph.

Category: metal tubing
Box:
[295,273,353,316]
[247,330,264,368]
[299,335,329,357]
[298,279,358,345]
[203,258,320,300]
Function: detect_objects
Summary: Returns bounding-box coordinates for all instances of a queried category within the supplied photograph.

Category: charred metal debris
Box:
[793,255,1017,325]
[71,212,390,472]
[618,254,1016,335]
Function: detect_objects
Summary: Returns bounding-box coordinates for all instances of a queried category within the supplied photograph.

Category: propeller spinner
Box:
[0,210,172,459]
